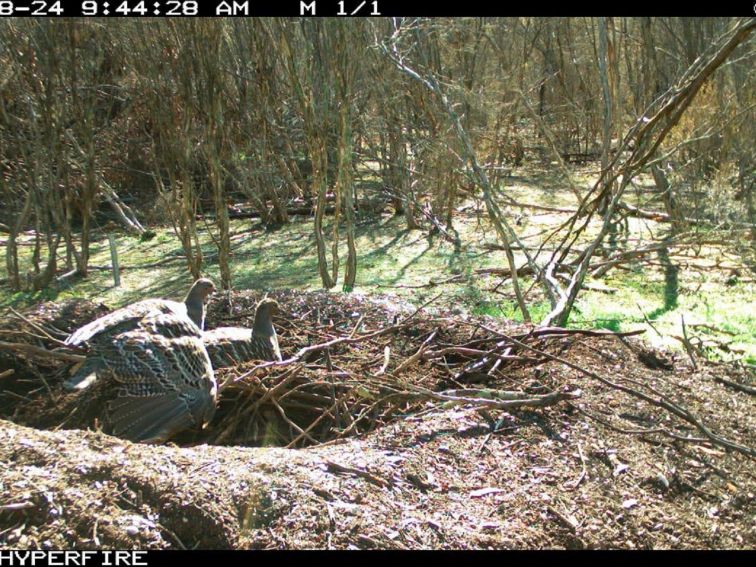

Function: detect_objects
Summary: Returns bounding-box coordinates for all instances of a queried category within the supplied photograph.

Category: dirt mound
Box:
[1,291,754,548]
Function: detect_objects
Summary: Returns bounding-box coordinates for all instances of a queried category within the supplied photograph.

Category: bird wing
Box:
[203,327,250,368]
[139,311,203,340]
[203,327,281,368]
[92,317,216,444]
[270,330,282,362]
[95,329,214,392]
[65,299,187,346]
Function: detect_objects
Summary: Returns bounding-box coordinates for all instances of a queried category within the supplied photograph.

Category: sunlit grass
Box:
[1,177,753,363]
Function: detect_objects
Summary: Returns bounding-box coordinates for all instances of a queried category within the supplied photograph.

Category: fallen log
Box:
[225,205,336,220]
[616,202,756,228]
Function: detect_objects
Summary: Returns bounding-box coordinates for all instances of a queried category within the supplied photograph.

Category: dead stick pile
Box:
[202,291,650,447]
[2,290,752,459]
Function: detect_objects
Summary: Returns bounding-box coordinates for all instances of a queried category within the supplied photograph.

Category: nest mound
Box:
[0,291,754,549]
[2,289,576,445]
[0,299,109,422]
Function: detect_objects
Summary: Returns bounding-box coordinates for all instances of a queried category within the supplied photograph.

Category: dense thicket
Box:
[1,18,753,324]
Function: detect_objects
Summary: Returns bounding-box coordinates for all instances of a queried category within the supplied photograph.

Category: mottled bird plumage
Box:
[64,279,215,391]
[92,314,217,443]
[65,279,215,349]
[62,279,217,444]
[203,298,282,368]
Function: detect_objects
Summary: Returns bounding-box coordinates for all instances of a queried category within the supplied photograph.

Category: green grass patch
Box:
[1,179,753,364]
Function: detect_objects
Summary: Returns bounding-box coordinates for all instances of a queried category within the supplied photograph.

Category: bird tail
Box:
[107,389,216,444]
[107,394,194,444]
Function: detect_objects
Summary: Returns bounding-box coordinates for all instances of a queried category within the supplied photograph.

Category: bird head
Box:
[189,278,216,303]
[253,297,280,335]
[255,297,280,317]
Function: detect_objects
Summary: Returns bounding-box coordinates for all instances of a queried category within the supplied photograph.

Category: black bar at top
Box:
[5,0,754,17]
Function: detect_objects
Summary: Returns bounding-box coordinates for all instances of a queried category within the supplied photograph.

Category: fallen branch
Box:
[0,501,36,511]
[286,387,356,448]
[689,323,737,337]
[614,201,730,226]
[491,331,755,458]
[546,505,580,533]
[392,330,438,375]
[681,315,698,371]
[398,384,580,411]
[446,320,645,342]
[0,341,85,363]
[713,376,756,396]
[228,322,413,385]
[375,346,391,376]
[524,327,645,340]
[8,306,69,344]
[422,347,531,363]
[323,460,392,489]
[271,396,318,445]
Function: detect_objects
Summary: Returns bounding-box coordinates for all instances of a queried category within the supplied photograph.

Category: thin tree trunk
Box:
[339,97,357,291]
[209,150,232,290]
[5,191,33,291]
[382,37,533,321]
[311,136,336,289]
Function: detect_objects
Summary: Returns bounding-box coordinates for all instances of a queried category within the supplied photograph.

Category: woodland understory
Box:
[0,17,754,549]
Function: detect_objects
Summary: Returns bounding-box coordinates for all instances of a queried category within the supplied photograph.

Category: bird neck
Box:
[253,309,275,337]
[184,288,206,329]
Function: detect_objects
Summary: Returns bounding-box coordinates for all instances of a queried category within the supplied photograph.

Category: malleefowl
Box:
[203,297,282,368]
[64,278,215,391]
